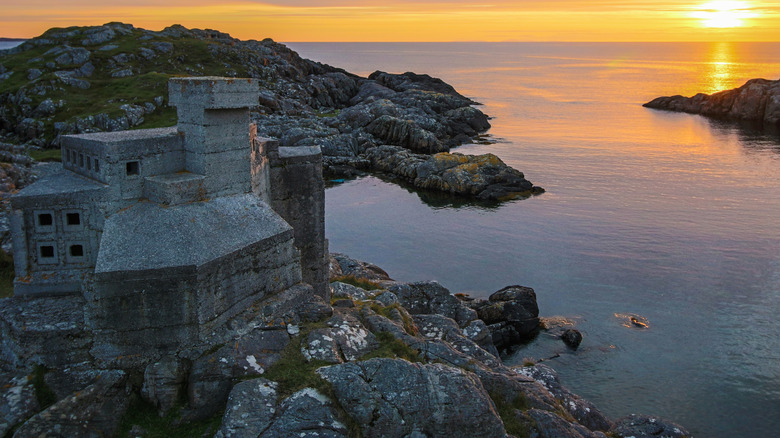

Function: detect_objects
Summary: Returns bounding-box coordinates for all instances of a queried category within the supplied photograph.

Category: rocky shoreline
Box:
[644,77,780,127]
[0,22,543,201]
[1,252,691,437]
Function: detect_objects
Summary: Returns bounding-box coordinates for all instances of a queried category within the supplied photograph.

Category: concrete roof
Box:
[11,168,106,206]
[95,194,293,274]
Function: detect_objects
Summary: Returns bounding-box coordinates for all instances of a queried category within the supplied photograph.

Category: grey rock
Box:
[301,312,378,363]
[82,28,116,46]
[374,291,398,306]
[120,103,145,126]
[389,280,477,327]
[141,356,190,416]
[561,328,583,349]
[215,378,278,438]
[111,67,134,78]
[462,319,500,357]
[33,98,57,117]
[75,62,95,78]
[53,71,90,89]
[13,370,129,438]
[330,253,392,282]
[0,374,39,437]
[261,388,348,437]
[139,47,156,60]
[470,285,541,349]
[330,281,368,300]
[515,364,613,432]
[26,69,41,80]
[611,414,691,438]
[318,358,506,438]
[98,44,119,52]
[54,47,91,65]
[527,408,606,438]
[152,42,174,53]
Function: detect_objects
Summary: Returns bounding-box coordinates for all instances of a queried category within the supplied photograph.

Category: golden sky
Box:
[3,0,780,41]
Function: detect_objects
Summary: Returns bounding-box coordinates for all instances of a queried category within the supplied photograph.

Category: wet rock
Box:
[561,328,583,349]
[318,358,506,438]
[611,414,691,438]
[13,370,129,438]
[469,285,541,350]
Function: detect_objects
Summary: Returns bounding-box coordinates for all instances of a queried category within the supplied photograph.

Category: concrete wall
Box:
[269,146,329,299]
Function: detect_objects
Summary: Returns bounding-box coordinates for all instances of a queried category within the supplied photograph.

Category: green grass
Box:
[360,332,420,363]
[369,303,417,336]
[115,396,222,438]
[28,148,62,162]
[331,275,382,291]
[0,249,15,298]
[31,365,57,410]
[489,392,532,438]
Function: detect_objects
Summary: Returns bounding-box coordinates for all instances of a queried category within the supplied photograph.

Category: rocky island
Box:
[644,77,780,127]
[0,22,542,201]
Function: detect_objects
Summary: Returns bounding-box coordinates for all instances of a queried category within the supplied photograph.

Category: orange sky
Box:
[3,1,780,41]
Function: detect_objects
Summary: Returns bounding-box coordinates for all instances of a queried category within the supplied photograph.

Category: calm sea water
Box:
[287,42,780,438]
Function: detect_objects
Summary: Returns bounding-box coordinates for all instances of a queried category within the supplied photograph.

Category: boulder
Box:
[561,328,583,349]
[215,378,278,438]
[318,358,506,438]
[389,280,477,327]
[13,370,129,438]
[330,281,368,300]
[329,253,392,282]
[301,311,379,363]
[469,285,541,350]
[261,388,349,437]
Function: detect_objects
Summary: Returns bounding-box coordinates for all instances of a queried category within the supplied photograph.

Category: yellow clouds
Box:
[2,0,780,41]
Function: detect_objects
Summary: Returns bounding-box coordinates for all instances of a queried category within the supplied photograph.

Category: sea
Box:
[285,42,780,438]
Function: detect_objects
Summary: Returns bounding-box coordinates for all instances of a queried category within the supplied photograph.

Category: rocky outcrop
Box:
[0,252,689,437]
[1,22,543,201]
[466,285,542,351]
[363,145,544,201]
[644,77,780,126]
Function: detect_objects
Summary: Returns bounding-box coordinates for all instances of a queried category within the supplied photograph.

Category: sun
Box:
[692,1,757,28]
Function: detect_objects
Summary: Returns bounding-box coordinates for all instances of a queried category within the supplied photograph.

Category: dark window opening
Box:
[86,157,92,171]
[79,153,84,168]
[38,213,53,226]
[69,245,84,257]
[94,159,100,172]
[40,245,55,258]
[66,213,81,226]
[126,161,140,176]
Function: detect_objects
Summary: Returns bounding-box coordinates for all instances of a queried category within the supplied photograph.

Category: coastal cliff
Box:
[644,78,780,126]
[0,23,542,200]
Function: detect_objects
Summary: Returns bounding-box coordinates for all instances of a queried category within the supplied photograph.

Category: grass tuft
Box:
[331,275,381,291]
[30,365,57,410]
[115,396,222,438]
[360,332,420,363]
[489,391,533,438]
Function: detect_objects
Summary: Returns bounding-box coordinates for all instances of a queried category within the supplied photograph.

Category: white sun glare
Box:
[692,0,758,28]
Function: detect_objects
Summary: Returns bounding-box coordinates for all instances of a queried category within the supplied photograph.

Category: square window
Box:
[69,245,84,257]
[66,213,80,226]
[38,213,53,226]
[40,245,54,258]
[126,161,140,176]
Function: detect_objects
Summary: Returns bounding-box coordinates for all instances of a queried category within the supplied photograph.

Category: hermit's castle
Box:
[8,77,328,361]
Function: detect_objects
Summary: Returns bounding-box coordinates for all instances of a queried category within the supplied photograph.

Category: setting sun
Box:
[692,0,758,28]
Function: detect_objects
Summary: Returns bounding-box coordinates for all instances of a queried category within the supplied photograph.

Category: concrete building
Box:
[9,77,328,358]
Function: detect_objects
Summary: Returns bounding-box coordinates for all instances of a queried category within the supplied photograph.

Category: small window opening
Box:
[126,161,140,176]
[69,245,84,257]
[66,213,81,226]
[40,245,55,258]
[94,159,100,172]
[86,157,92,171]
[38,213,53,226]
[79,153,84,168]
